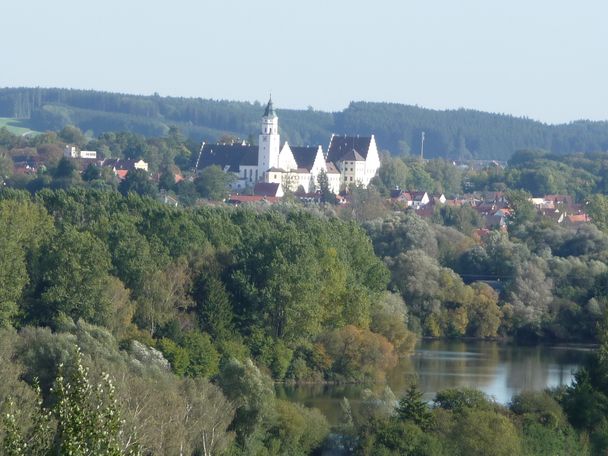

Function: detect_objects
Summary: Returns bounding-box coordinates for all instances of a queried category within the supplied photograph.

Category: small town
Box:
[2,1,608,455]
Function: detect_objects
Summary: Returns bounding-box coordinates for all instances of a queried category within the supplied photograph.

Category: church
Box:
[195,97,381,194]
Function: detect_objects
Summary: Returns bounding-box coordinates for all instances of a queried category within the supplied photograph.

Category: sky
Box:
[2,0,607,124]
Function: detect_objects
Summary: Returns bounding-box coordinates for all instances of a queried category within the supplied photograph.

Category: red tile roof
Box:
[566,214,590,223]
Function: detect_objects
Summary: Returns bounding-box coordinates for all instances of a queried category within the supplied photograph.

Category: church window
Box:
[263,137,267,142]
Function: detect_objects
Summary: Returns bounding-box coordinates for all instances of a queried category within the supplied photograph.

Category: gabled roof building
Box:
[194,97,380,194]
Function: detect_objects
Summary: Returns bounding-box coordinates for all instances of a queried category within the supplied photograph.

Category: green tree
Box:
[349,185,388,222]
[157,338,190,376]
[118,169,157,197]
[182,331,220,378]
[448,409,522,456]
[396,383,434,430]
[434,388,494,412]
[38,227,114,327]
[194,165,234,200]
[0,150,13,185]
[52,354,136,455]
[82,163,102,181]
[587,194,608,232]
[58,125,87,146]
[217,358,275,445]
[3,349,140,455]
[320,325,398,383]
[53,157,77,179]
[194,274,235,341]
[135,258,193,336]
[374,155,409,193]
[317,169,336,204]
[506,189,536,228]
[0,198,54,327]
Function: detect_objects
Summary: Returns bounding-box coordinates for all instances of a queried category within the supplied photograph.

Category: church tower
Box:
[257,96,280,178]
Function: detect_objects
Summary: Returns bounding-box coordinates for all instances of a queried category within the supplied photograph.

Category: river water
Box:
[277,339,593,423]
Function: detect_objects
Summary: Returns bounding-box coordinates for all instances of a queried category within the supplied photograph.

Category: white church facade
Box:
[195,98,380,194]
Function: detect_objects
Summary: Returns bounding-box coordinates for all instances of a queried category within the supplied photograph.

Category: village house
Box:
[254,182,284,198]
[64,145,97,160]
[194,97,380,194]
[101,158,149,179]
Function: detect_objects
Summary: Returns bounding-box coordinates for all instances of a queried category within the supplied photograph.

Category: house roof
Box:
[544,194,572,202]
[290,146,319,170]
[485,214,506,228]
[254,182,281,197]
[326,135,372,163]
[390,189,412,200]
[410,191,428,201]
[102,158,146,171]
[416,204,435,217]
[116,169,129,180]
[566,214,590,224]
[227,194,279,205]
[325,161,340,174]
[198,144,258,172]
[339,149,365,162]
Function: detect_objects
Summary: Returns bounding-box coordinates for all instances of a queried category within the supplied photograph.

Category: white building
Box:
[64,145,97,159]
[326,134,381,188]
[195,97,380,194]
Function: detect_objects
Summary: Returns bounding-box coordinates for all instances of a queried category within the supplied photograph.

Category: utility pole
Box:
[420,131,425,160]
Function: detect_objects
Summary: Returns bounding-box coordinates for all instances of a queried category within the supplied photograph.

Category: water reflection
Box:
[277,340,593,424]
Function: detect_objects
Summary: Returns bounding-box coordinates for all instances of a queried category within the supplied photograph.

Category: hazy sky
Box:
[2,0,607,123]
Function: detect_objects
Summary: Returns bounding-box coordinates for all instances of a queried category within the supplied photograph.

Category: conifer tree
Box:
[396,383,434,430]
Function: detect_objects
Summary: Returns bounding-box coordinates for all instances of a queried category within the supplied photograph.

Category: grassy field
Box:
[0,117,40,136]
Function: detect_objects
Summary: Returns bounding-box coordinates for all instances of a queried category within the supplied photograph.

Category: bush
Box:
[434,388,495,413]
[510,391,567,428]
[448,409,522,456]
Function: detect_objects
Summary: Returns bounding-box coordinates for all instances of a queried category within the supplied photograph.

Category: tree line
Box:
[2,87,608,159]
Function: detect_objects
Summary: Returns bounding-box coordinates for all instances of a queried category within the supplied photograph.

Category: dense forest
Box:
[2,125,608,453]
[1,188,608,454]
[2,87,608,160]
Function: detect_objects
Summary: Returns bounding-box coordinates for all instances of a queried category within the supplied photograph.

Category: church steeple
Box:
[258,95,280,175]
[263,95,276,118]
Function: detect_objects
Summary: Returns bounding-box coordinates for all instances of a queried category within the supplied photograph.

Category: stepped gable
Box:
[326,135,372,163]
[197,144,257,172]
[290,146,319,171]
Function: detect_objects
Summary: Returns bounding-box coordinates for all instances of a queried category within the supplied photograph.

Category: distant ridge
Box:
[1,87,607,160]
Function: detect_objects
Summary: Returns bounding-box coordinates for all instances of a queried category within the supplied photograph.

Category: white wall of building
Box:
[258,115,280,173]
[278,143,297,171]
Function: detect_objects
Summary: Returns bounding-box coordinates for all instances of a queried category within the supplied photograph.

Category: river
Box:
[276,339,594,423]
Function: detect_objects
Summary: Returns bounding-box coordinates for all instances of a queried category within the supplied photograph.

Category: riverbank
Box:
[278,339,592,424]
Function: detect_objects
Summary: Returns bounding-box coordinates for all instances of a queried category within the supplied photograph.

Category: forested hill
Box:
[2,87,608,160]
